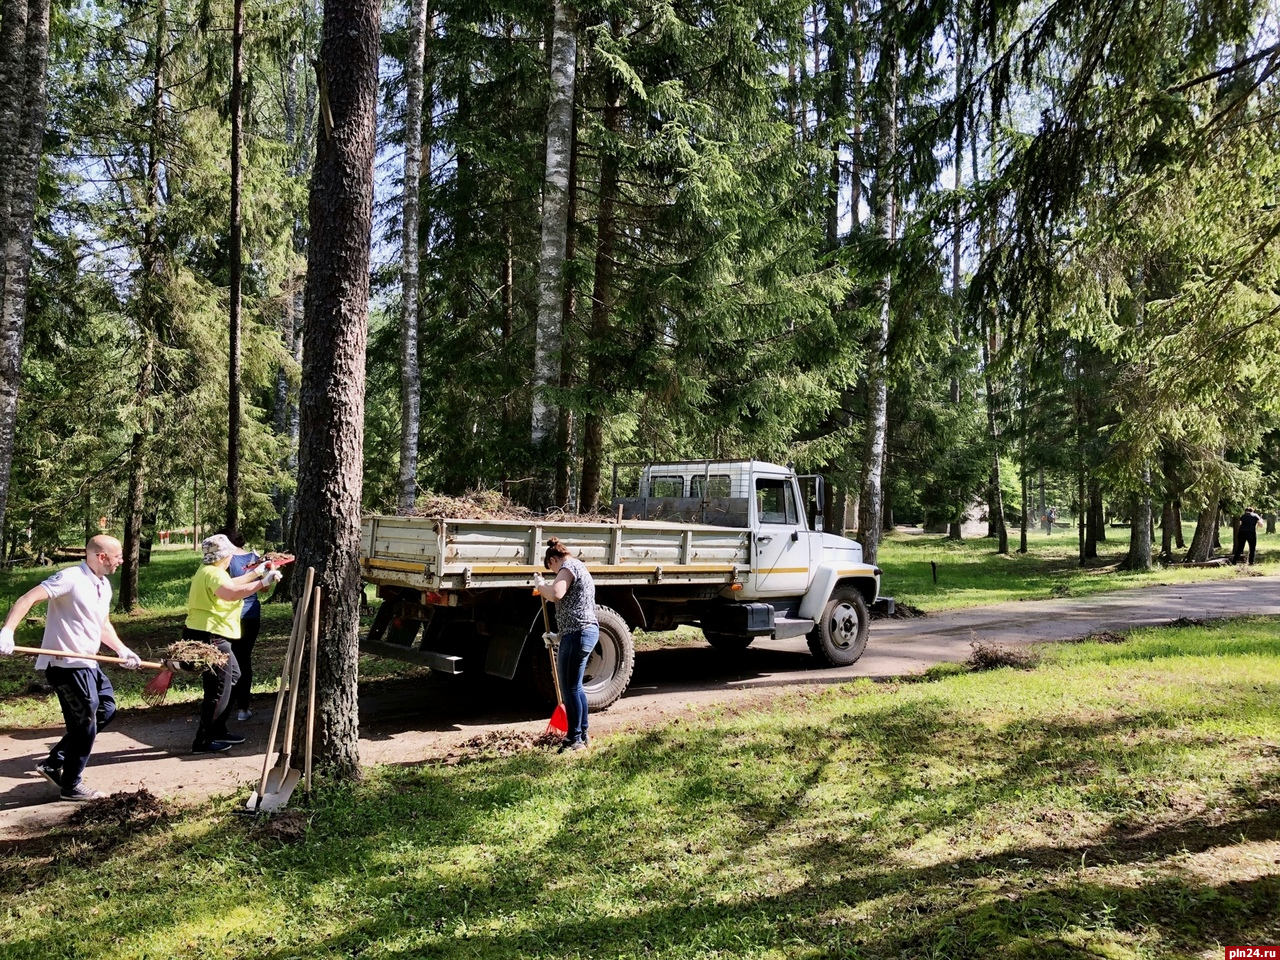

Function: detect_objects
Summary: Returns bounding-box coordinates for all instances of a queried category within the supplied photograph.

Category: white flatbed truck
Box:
[359,459,892,708]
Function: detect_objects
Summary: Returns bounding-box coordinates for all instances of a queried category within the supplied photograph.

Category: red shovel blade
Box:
[545,703,568,736]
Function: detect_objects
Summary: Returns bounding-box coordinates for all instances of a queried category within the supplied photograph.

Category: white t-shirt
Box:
[34,562,111,671]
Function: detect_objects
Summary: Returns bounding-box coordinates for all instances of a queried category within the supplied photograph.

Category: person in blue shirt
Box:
[225,532,263,721]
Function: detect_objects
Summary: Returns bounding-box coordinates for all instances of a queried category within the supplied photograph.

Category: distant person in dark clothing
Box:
[1233,507,1263,565]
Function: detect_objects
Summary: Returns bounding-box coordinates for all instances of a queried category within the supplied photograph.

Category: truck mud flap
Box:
[871,596,895,616]
[483,614,537,680]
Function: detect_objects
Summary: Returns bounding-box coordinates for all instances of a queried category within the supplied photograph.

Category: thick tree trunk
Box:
[531,0,576,454]
[397,0,428,515]
[1173,500,1185,548]
[858,32,896,566]
[1184,488,1219,562]
[1160,500,1174,558]
[1121,493,1153,569]
[0,0,51,541]
[1084,479,1099,559]
[1122,465,1154,570]
[225,0,244,536]
[294,0,380,780]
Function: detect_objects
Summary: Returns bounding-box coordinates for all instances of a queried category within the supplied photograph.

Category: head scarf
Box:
[201,534,236,566]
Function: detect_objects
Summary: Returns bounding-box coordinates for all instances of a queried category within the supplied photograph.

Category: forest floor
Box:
[3,572,1279,840]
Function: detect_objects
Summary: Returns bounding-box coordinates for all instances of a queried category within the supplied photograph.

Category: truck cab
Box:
[612,459,890,664]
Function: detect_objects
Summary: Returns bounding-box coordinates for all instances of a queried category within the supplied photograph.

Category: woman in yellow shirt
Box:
[186,535,280,753]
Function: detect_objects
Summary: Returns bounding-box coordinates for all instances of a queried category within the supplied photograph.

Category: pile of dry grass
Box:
[1078,630,1127,644]
[966,641,1041,671]
[162,640,229,672]
[249,810,309,845]
[411,490,536,520]
[68,789,168,829]
[392,489,619,524]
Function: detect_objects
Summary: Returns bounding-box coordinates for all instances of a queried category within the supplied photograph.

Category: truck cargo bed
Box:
[360,516,751,592]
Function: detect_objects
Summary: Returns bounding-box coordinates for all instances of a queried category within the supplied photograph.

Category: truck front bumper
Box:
[871,596,895,616]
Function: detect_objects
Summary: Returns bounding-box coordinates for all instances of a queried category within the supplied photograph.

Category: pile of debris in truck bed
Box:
[398,489,618,523]
[412,490,536,519]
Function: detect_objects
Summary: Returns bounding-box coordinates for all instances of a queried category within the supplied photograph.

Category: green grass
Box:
[2,617,1278,959]
[878,523,1279,611]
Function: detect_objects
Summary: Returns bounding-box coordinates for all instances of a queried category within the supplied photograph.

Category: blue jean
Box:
[44,665,116,790]
[556,624,599,744]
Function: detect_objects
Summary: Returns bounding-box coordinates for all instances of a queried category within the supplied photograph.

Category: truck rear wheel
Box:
[807,587,869,666]
[530,605,635,711]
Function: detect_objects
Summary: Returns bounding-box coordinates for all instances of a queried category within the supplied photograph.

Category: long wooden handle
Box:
[10,645,164,670]
[256,566,314,809]
[304,584,320,796]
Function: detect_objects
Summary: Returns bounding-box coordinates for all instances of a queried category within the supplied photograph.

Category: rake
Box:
[142,640,230,706]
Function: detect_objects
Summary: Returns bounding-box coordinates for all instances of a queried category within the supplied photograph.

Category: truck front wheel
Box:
[531,605,635,711]
[807,587,869,666]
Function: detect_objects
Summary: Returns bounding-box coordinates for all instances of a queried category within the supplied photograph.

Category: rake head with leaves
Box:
[142,641,230,706]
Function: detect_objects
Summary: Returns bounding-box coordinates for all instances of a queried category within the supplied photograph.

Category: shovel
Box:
[538,594,568,736]
[247,567,315,812]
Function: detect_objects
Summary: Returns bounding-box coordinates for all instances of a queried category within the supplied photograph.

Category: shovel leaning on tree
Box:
[247,567,316,813]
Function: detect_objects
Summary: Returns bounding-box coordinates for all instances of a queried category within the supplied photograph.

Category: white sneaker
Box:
[236,709,253,721]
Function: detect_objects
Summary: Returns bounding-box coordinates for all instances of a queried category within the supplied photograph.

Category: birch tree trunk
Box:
[294,0,380,780]
[397,0,428,514]
[857,30,896,566]
[531,0,576,455]
[0,0,50,541]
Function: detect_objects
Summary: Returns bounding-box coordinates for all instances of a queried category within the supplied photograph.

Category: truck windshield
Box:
[755,478,799,525]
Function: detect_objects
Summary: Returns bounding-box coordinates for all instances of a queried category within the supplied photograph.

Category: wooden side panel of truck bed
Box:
[360,516,751,591]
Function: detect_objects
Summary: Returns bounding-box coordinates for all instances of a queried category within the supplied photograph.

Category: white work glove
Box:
[119,647,141,670]
[532,573,546,589]
[260,569,283,587]
[0,626,14,655]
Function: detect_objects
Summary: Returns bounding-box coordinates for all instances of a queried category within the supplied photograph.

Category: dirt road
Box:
[4,575,1278,838]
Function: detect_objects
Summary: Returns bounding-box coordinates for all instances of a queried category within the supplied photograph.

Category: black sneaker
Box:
[60,784,105,802]
[211,732,246,745]
[192,740,234,754]
[34,761,61,787]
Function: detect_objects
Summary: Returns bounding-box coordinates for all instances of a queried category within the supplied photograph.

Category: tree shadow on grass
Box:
[3,685,1279,959]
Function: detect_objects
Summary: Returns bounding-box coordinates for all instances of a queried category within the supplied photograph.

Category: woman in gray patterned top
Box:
[535,537,599,752]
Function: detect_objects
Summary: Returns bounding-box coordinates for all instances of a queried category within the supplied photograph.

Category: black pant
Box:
[1235,530,1257,564]
[182,628,241,746]
[230,616,260,710]
[44,665,116,790]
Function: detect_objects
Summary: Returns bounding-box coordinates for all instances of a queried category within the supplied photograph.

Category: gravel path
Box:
[4,575,1278,838]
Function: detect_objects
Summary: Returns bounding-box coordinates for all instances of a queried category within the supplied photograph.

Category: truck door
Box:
[748,474,812,598]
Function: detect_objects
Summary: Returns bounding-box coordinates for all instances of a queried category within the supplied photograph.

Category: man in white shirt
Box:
[0,535,140,801]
